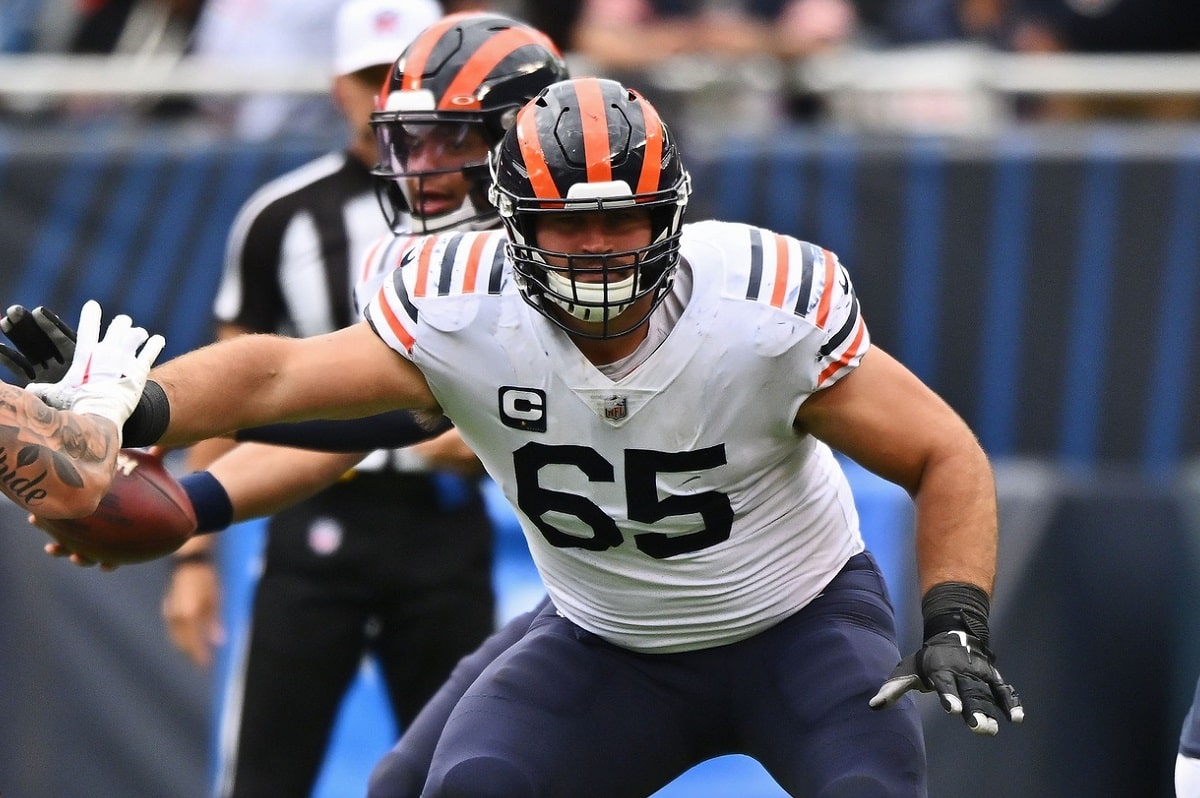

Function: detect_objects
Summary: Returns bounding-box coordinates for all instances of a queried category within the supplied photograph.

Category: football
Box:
[39,449,197,565]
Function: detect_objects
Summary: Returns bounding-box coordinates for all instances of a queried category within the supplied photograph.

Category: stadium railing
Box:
[3,45,1200,134]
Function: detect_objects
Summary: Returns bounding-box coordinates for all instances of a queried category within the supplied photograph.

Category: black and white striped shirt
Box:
[214,150,394,336]
[213,149,416,472]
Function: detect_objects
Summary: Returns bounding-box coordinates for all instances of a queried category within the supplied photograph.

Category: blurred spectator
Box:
[0,0,45,53]
[570,0,858,69]
[183,0,499,137]
[857,0,965,44]
[986,0,1200,52]
[521,0,964,61]
[68,0,205,119]
[189,0,348,140]
[565,0,861,125]
[68,0,203,55]
[518,0,585,52]
[0,1,205,121]
[964,0,1200,119]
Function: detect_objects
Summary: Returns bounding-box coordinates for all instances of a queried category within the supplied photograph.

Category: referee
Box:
[161,2,496,796]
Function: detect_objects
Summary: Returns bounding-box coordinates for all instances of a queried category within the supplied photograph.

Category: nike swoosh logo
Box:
[839,272,849,293]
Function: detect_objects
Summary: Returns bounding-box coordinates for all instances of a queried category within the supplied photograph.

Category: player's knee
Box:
[366,749,425,798]
[426,755,537,798]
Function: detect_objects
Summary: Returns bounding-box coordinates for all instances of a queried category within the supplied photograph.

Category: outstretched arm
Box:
[152,321,437,447]
[0,306,435,452]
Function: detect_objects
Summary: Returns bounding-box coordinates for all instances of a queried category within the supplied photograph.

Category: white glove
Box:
[26,300,165,444]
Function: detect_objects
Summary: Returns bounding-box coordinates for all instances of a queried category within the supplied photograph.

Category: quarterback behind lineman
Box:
[5,77,1022,797]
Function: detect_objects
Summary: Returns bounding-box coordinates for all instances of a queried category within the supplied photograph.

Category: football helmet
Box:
[371,13,568,234]
[489,77,692,338]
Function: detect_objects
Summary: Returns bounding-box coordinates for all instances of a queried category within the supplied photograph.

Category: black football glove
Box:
[0,304,76,385]
[869,582,1023,735]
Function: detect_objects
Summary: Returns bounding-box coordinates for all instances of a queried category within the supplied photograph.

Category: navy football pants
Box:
[376,552,925,798]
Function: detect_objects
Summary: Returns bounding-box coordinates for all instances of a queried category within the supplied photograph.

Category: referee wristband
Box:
[179,470,234,534]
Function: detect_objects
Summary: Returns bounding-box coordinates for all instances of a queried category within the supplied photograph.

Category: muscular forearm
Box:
[799,347,998,597]
[0,384,120,518]
[153,334,320,446]
[151,325,430,447]
[912,439,998,596]
[207,444,363,522]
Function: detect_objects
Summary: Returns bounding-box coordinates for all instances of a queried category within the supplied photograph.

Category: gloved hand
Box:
[869,582,1023,735]
[0,304,76,385]
[26,301,165,443]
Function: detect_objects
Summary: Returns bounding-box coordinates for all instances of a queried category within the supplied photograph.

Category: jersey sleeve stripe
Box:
[487,238,506,293]
[390,267,419,326]
[358,236,392,287]
[412,235,438,298]
[791,243,816,317]
[437,233,465,295]
[819,295,860,357]
[461,231,487,291]
[373,284,416,353]
[743,230,817,315]
[460,230,480,289]
[769,232,791,309]
[746,227,764,300]
[817,317,867,386]
[814,248,837,328]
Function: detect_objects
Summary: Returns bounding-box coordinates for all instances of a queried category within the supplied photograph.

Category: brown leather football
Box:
[40,449,196,564]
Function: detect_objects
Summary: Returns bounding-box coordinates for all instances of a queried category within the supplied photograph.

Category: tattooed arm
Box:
[0,301,163,518]
[0,383,120,519]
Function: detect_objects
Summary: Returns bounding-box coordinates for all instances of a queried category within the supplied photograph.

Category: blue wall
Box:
[3,121,1200,797]
[4,124,1200,469]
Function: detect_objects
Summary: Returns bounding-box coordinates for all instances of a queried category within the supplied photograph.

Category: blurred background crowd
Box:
[2,2,1200,798]
[2,0,1200,139]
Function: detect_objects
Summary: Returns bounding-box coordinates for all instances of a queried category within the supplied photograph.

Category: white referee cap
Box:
[334,0,442,77]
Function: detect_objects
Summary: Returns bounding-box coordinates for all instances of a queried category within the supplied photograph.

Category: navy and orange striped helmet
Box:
[490,77,692,338]
[370,13,567,234]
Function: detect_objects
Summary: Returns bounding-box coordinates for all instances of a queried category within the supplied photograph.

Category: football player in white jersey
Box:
[2,14,566,798]
[7,77,1022,797]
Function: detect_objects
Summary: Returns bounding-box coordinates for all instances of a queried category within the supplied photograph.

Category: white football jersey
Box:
[352,232,423,318]
[364,220,872,653]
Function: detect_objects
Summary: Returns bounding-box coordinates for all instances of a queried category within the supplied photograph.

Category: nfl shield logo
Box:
[602,396,628,420]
